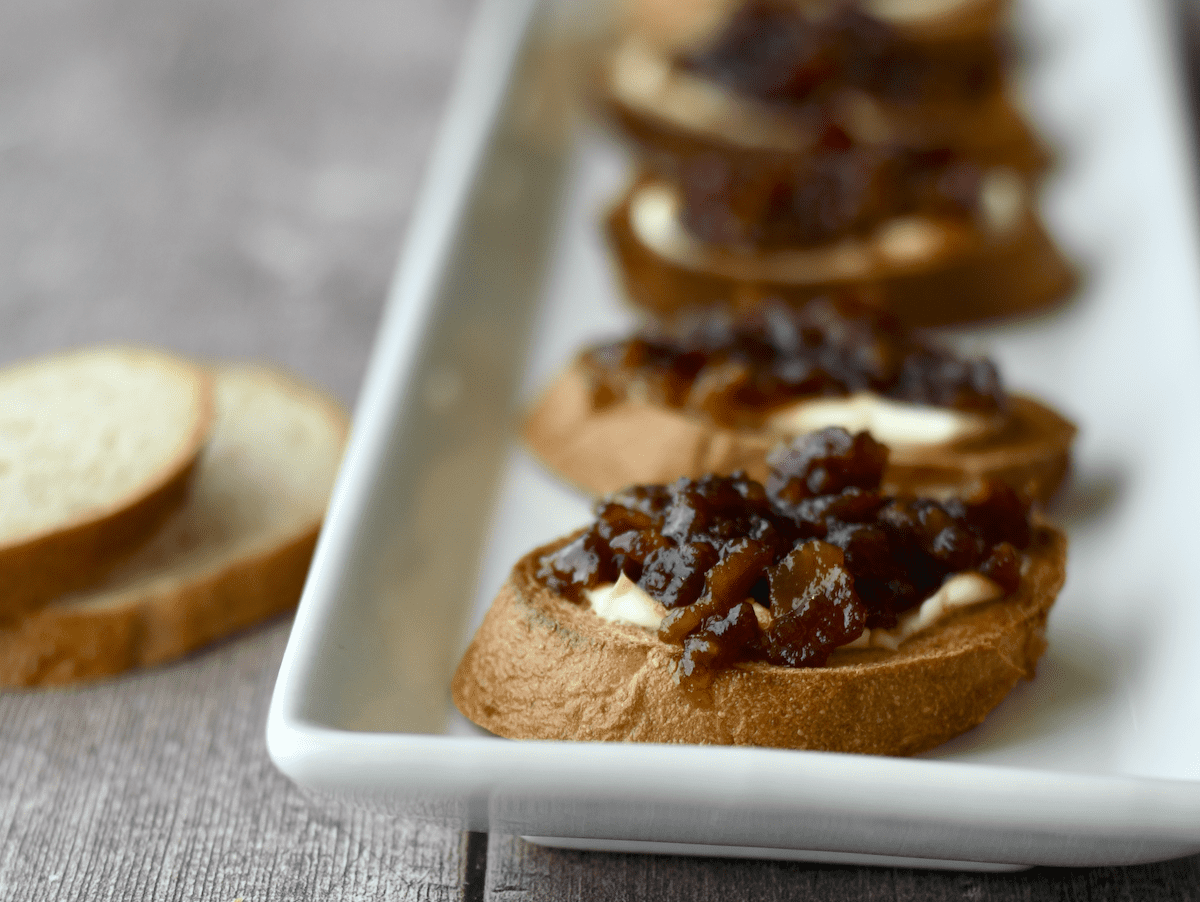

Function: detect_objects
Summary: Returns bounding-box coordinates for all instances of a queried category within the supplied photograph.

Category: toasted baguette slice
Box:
[0,364,348,687]
[600,0,1049,172]
[452,523,1066,754]
[0,347,215,617]
[608,177,1075,327]
[524,360,1075,501]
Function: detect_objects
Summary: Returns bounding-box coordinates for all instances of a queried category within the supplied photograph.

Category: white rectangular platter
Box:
[267,0,1200,869]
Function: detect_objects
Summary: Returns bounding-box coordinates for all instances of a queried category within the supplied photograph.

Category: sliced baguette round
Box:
[607,177,1076,327]
[0,347,215,618]
[0,363,348,687]
[452,523,1066,754]
[524,359,1075,502]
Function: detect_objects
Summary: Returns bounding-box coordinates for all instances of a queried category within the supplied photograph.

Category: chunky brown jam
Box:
[659,0,1006,248]
[681,0,1004,109]
[581,298,1005,428]
[538,428,1031,687]
[674,138,986,249]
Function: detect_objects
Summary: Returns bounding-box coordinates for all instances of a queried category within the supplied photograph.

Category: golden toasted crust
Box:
[606,180,1076,328]
[523,360,1075,501]
[452,524,1066,754]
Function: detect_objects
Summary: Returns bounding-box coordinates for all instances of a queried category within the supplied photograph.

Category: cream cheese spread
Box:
[978,168,1025,233]
[627,181,1026,285]
[628,176,1025,280]
[585,570,1004,650]
[766,393,995,447]
[842,571,1003,650]
[628,182,877,282]
[584,573,667,629]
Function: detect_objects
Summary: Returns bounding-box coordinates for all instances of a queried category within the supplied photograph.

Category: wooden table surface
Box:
[0,0,1197,897]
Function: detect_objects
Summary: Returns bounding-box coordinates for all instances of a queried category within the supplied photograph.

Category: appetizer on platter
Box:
[607,171,1073,326]
[604,0,1046,166]
[597,0,1074,325]
[525,298,1075,500]
[453,427,1066,754]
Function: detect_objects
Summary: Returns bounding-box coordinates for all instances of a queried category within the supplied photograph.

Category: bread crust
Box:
[0,347,215,619]
[0,531,317,687]
[606,180,1076,328]
[452,523,1066,754]
[523,360,1075,502]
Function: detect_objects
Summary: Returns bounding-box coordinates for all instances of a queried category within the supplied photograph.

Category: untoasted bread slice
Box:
[524,360,1075,501]
[608,177,1075,327]
[451,523,1066,754]
[0,347,214,617]
[0,363,348,687]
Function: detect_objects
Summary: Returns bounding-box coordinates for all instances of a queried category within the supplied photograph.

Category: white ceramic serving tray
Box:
[268,0,1200,869]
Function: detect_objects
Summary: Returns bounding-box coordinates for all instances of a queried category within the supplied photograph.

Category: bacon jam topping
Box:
[581,298,1005,428]
[681,0,1004,109]
[537,427,1032,687]
[636,0,1011,248]
[673,137,989,250]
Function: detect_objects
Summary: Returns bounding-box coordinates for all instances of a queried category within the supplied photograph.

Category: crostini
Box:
[454,427,1067,754]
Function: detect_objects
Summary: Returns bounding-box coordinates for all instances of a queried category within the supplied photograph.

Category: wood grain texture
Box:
[484,835,1200,902]
[0,0,475,405]
[0,0,473,896]
[0,625,468,900]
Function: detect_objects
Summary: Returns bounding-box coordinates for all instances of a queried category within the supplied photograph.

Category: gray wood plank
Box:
[484,834,1200,902]
[0,0,477,896]
[0,625,470,901]
[0,0,476,407]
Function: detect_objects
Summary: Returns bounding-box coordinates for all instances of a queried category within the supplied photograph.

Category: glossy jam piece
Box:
[763,541,867,668]
[536,428,1034,687]
[536,525,618,601]
[979,541,1021,594]
[678,601,761,688]
[767,428,888,501]
[582,299,1006,427]
[639,541,718,608]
